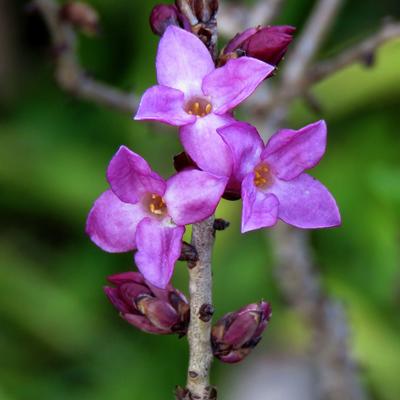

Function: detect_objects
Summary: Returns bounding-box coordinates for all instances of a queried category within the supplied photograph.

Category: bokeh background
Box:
[1,0,400,399]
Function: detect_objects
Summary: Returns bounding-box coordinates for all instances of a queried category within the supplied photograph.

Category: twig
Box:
[283,0,343,86]
[34,0,138,113]
[186,216,216,399]
[247,0,286,28]
[259,0,343,135]
[271,224,367,400]
[219,0,285,38]
[309,20,400,83]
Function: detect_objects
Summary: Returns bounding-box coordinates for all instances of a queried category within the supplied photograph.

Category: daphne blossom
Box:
[135,25,274,178]
[217,120,341,232]
[86,146,227,288]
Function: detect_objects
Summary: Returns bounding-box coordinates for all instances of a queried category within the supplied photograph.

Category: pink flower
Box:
[134,25,274,178]
[217,120,341,232]
[86,146,227,288]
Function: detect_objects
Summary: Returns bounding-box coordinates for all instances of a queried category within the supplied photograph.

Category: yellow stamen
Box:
[185,97,213,117]
[253,162,272,188]
[147,194,167,216]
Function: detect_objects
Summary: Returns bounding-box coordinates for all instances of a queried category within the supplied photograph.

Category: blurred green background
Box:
[1,0,400,399]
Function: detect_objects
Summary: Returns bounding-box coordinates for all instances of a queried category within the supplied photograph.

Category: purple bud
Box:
[211,301,272,363]
[223,25,295,66]
[104,271,190,336]
[149,4,191,36]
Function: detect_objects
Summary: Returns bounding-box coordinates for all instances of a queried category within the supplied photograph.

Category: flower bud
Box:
[104,271,190,336]
[59,2,100,36]
[222,25,295,66]
[150,4,191,36]
[211,301,272,363]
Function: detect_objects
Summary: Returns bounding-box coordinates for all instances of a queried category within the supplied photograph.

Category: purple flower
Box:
[149,4,191,36]
[223,25,295,66]
[135,25,274,178]
[217,120,341,232]
[104,271,190,335]
[86,146,227,288]
[212,302,272,363]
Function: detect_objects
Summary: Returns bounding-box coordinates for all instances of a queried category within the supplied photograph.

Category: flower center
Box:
[253,162,273,188]
[185,97,212,117]
[147,194,167,216]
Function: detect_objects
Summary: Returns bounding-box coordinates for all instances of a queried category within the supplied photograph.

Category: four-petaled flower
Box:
[217,120,341,232]
[135,25,274,178]
[86,146,227,288]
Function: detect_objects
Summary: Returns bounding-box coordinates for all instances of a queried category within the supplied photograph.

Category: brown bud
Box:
[59,2,100,36]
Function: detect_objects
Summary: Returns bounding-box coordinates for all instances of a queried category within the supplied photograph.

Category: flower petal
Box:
[134,85,196,126]
[217,122,264,193]
[107,146,166,204]
[262,120,327,180]
[202,57,274,114]
[179,113,235,177]
[86,189,146,252]
[134,218,185,288]
[241,173,279,233]
[165,169,227,226]
[156,26,214,95]
[270,173,341,228]
[123,313,169,335]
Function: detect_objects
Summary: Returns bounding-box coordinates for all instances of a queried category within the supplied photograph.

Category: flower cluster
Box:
[87,14,340,362]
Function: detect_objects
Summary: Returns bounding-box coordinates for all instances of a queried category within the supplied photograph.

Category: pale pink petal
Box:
[107,146,166,204]
[262,120,327,180]
[86,190,146,252]
[179,113,235,177]
[134,218,185,288]
[165,170,227,226]
[217,122,264,193]
[270,173,341,228]
[134,85,195,126]
[241,173,279,233]
[202,57,274,114]
[156,26,214,95]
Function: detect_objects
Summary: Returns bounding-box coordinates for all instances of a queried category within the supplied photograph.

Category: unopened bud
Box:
[59,2,100,36]
[211,301,272,363]
[104,271,190,336]
[150,4,191,36]
[222,25,295,67]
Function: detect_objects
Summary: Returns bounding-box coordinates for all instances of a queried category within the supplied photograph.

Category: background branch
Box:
[309,20,400,83]
[35,0,138,113]
[271,225,368,400]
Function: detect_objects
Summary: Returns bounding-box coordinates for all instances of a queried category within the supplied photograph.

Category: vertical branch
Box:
[186,216,216,399]
[272,224,368,400]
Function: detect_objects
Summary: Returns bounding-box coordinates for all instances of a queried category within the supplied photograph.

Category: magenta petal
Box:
[217,122,264,192]
[86,190,146,252]
[134,85,196,126]
[262,120,327,180]
[156,26,214,95]
[165,170,227,226]
[179,113,235,177]
[202,57,274,114]
[107,146,166,204]
[271,173,341,229]
[123,313,168,335]
[134,218,185,288]
[104,287,131,314]
[241,174,279,233]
